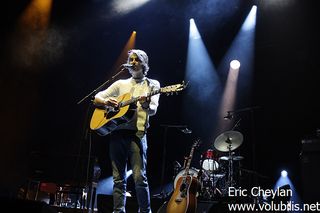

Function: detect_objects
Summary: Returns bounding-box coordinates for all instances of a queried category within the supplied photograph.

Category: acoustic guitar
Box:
[166,139,200,213]
[90,81,187,136]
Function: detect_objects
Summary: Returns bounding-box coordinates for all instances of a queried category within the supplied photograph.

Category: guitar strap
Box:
[129,85,136,96]
[131,78,153,96]
[145,77,157,93]
[139,78,154,131]
[130,78,148,96]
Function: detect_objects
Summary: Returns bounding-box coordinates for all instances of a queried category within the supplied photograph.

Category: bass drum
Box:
[173,168,198,189]
[201,149,219,172]
[202,159,219,172]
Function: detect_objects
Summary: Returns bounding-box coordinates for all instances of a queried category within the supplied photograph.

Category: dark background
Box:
[1,0,319,202]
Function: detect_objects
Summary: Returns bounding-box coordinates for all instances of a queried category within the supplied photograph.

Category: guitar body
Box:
[166,175,198,213]
[89,82,187,136]
[90,93,135,136]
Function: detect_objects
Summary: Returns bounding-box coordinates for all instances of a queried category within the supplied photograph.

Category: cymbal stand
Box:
[226,106,261,186]
[227,139,234,188]
[199,155,214,200]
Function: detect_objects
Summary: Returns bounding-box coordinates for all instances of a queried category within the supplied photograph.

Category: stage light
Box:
[19,0,53,30]
[243,5,257,31]
[274,169,302,206]
[281,170,288,177]
[230,60,240,70]
[189,18,201,39]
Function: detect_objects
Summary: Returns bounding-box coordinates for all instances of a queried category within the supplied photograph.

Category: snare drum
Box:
[173,168,198,189]
[202,149,219,172]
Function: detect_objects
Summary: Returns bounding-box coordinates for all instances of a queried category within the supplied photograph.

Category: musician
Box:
[94,49,160,213]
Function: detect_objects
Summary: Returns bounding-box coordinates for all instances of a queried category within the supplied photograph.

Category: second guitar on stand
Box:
[166,139,201,213]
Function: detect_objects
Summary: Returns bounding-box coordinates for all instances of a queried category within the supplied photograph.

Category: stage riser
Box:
[97,195,224,213]
[97,195,163,213]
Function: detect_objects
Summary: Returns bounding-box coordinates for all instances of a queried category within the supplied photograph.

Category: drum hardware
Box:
[198,170,226,200]
[219,154,244,189]
[213,173,225,178]
[219,155,244,161]
[223,107,261,185]
[201,149,219,172]
[214,131,243,188]
[199,150,215,200]
[198,157,212,200]
[202,159,219,172]
[214,131,243,152]
[197,149,228,200]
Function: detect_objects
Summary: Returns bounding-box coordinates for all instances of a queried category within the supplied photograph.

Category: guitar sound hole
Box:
[105,110,118,119]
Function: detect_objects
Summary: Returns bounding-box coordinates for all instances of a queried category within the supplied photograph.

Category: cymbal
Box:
[214,131,243,152]
[219,156,244,161]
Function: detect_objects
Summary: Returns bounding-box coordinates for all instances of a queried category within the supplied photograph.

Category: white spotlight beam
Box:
[111,0,150,16]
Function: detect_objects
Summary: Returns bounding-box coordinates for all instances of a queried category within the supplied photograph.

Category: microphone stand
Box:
[76,66,128,210]
[77,66,127,105]
[231,118,242,131]
[226,106,260,116]
[156,124,189,200]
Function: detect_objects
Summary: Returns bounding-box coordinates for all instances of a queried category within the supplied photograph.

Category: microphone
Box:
[121,63,133,68]
[223,111,233,120]
[181,128,192,134]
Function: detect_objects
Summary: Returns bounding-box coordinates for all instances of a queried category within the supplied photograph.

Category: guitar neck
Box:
[183,140,200,175]
[119,89,160,107]
[184,148,195,175]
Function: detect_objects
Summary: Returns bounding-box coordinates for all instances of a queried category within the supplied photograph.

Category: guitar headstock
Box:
[192,138,201,148]
[160,81,189,95]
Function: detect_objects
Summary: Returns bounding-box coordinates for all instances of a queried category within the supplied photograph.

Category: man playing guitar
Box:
[94,49,160,213]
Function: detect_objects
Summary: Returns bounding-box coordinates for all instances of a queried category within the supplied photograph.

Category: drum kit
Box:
[173,130,244,200]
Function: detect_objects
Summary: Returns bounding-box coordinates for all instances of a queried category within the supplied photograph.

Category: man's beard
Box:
[131,70,144,79]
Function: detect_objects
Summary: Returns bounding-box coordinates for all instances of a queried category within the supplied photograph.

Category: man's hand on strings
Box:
[103,97,119,108]
[139,96,151,109]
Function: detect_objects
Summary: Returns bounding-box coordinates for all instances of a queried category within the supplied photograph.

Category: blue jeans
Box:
[109,130,151,213]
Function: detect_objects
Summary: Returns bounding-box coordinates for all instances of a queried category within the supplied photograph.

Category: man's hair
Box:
[127,49,150,75]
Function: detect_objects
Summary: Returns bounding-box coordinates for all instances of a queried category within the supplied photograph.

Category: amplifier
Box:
[300,136,320,203]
